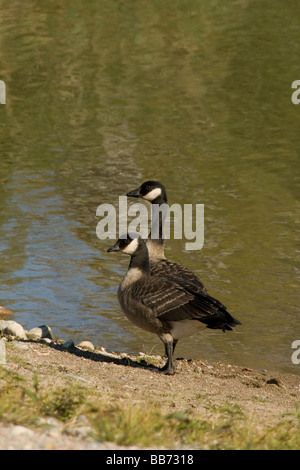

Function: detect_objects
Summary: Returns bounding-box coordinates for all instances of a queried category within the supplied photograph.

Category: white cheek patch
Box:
[123,237,139,254]
[143,187,162,201]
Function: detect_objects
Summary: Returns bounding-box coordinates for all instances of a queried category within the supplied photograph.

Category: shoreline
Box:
[0,322,299,450]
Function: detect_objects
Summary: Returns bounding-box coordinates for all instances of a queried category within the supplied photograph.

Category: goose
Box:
[107,234,241,375]
[126,180,208,294]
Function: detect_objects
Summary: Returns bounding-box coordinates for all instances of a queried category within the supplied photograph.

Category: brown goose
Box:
[107,234,241,375]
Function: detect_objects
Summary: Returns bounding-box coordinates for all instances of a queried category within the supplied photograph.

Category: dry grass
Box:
[1,366,299,450]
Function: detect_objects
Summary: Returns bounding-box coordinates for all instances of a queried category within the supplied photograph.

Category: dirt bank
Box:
[0,338,299,450]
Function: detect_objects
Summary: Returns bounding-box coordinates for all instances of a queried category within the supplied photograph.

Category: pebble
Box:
[0,320,27,340]
[61,339,75,350]
[76,414,89,424]
[26,325,55,341]
[76,341,95,352]
[38,417,60,428]
[0,319,163,377]
[40,337,53,344]
[0,306,14,317]
[96,347,118,358]
[10,425,36,438]
[66,425,93,438]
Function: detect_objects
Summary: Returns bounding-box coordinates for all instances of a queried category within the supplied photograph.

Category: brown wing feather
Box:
[150,259,208,294]
[129,274,240,329]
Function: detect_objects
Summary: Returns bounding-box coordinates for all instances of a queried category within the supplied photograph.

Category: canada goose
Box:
[107,234,241,375]
[126,180,208,294]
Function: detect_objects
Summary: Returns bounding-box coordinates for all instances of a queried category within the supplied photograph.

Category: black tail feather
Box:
[189,289,241,332]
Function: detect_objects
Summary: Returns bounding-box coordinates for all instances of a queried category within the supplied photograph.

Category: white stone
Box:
[0,320,9,332]
[76,341,95,352]
[27,325,55,340]
[10,425,35,437]
[2,321,27,340]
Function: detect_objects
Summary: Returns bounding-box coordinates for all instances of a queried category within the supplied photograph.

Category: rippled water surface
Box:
[0,0,299,373]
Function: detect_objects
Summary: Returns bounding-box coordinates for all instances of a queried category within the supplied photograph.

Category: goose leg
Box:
[162,339,178,358]
[160,341,175,375]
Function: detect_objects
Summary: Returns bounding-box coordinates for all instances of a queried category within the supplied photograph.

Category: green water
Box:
[0,0,299,373]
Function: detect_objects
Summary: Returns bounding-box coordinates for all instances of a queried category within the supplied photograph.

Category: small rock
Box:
[10,425,35,438]
[40,337,53,344]
[55,339,65,345]
[0,306,14,317]
[76,414,88,424]
[0,320,7,332]
[66,425,93,438]
[1,321,27,340]
[76,340,95,352]
[38,417,60,428]
[96,348,117,358]
[61,339,75,350]
[120,352,129,359]
[27,325,55,341]
[26,328,42,340]
[43,417,59,427]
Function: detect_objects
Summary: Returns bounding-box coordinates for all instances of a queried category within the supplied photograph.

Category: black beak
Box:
[107,241,120,253]
[126,187,140,198]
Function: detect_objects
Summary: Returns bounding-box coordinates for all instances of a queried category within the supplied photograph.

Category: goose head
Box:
[107,233,143,256]
[126,180,167,204]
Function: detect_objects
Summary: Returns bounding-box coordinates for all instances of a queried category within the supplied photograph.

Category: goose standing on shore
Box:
[107,234,241,375]
[126,180,241,358]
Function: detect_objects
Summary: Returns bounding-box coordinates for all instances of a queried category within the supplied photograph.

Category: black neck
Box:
[149,201,168,246]
[152,193,167,205]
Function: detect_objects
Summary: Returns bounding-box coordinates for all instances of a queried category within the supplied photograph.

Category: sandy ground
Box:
[0,337,299,450]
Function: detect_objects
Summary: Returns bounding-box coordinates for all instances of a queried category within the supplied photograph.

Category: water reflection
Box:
[0,0,299,374]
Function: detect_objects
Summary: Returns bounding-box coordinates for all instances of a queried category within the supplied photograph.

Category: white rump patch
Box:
[169,319,206,340]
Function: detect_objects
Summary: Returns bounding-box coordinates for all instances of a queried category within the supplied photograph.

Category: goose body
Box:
[108,234,241,375]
